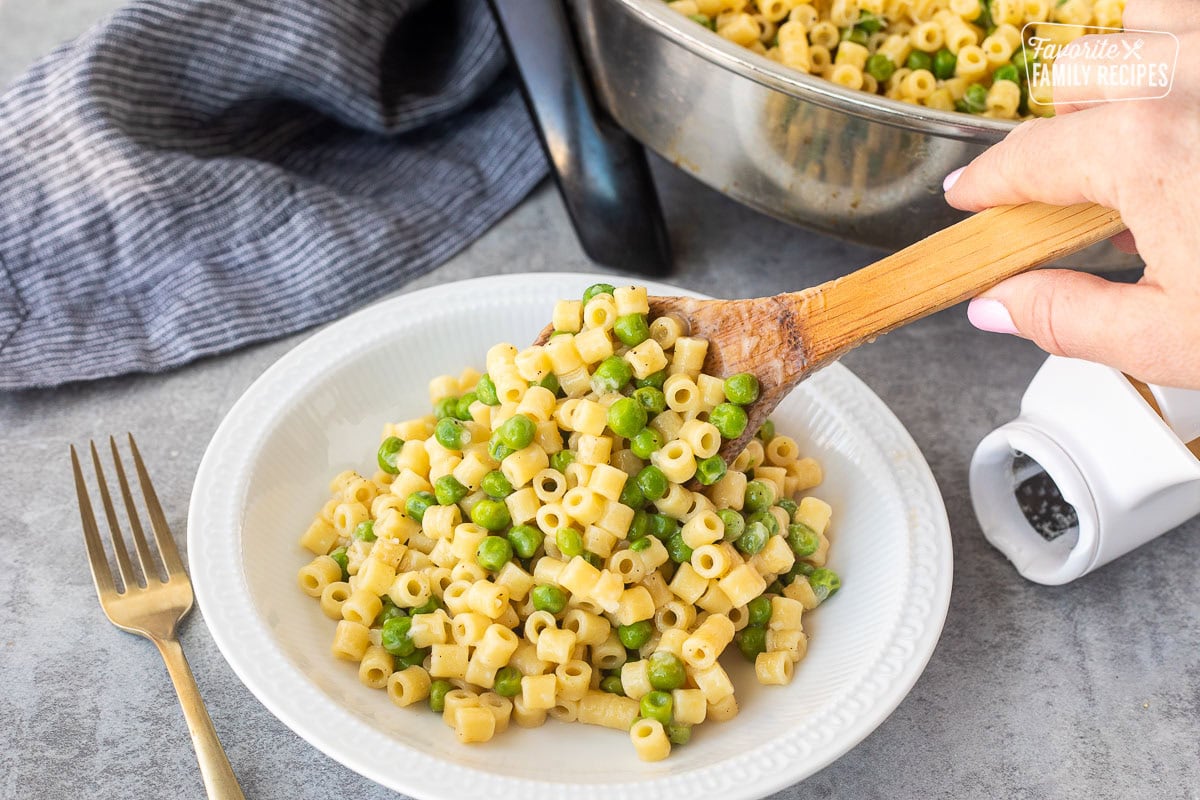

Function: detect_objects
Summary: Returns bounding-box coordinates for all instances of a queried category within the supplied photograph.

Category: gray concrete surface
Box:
[1,4,1197,800]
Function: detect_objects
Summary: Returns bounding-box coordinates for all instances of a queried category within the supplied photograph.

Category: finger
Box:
[944,107,1126,211]
[1122,0,1200,34]
[968,270,1200,387]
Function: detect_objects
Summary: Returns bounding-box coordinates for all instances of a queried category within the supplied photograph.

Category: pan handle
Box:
[488,0,672,275]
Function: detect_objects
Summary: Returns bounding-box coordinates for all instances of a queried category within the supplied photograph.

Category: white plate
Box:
[189,273,952,800]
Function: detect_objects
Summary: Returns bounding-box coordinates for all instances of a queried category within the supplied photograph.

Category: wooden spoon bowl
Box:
[539,202,1126,464]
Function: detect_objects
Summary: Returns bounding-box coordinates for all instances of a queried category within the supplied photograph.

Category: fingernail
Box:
[967,298,1019,335]
[943,167,965,193]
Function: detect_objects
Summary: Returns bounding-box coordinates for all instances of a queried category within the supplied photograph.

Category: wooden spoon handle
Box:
[797,202,1126,366]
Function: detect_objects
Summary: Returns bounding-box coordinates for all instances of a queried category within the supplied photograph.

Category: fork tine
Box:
[90,439,139,590]
[72,444,118,598]
[128,433,187,577]
[110,436,163,583]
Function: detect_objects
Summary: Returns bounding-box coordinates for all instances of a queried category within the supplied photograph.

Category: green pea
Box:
[537,372,561,395]
[933,47,957,80]
[687,12,715,30]
[640,691,674,725]
[378,597,404,624]
[856,11,884,33]
[756,419,775,442]
[787,522,820,558]
[630,428,663,459]
[619,620,654,650]
[906,49,933,72]
[628,510,651,542]
[736,521,769,555]
[608,397,648,438]
[708,403,748,440]
[766,579,785,594]
[497,414,536,450]
[809,568,842,602]
[717,509,745,542]
[736,626,767,661]
[405,491,435,522]
[649,513,679,541]
[1012,46,1034,74]
[582,282,616,305]
[476,535,513,571]
[429,679,453,712]
[493,666,523,697]
[614,313,651,347]
[993,63,1019,83]
[476,374,500,405]
[977,0,993,30]
[481,470,514,499]
[550,450,575,473]
[377,436,404,475]
[866,52,895,82]
[352,520,375,542]
[619,479,647,511]
[433,396,458,420]
[632,386,667,415]
[381,616,415,657]
[435,417,470,450]
[747,595,773,627]
[329,546,349,581]
[744,480,775,513]
[434,474,469,506]
[507,524,542,560]
[841,26,869,46]
[454,392,478,421]
[964,82,988,114]
[630,537,652,552]
[411,596,442,615]
[792,561,816,578]
[746,509,778,536]
[488,434,515,462]
[394,647,431,670]
[636,465,668,501]
[583,551,603,568]
[694,455,727,486]
[723,373,760,405]
[531,584,567,614]
[776,498,798,520]
[647,651,686,691]
[667,533,693,565]
[556,527,585,558]
[600,674,626,695]
[592,356,633,394]
[634,370,667,390]
[470,499,511,531]
[667,722,692,745]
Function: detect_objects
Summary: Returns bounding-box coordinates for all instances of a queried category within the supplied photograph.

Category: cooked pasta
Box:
[667,0,1126,118]
[297,282,843,760]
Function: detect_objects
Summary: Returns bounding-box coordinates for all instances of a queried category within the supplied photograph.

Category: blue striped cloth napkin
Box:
[0,0,546,390]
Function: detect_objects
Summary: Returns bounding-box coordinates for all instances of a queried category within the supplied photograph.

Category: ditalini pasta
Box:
[666,0,1126,118]
[297,283,842,760]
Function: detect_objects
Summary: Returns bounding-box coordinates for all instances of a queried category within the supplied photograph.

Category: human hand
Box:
[944,1,1200,389]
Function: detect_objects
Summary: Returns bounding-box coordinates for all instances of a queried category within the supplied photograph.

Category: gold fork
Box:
[71,434,245,800]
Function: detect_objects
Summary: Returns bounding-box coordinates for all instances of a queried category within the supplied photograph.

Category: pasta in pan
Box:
[297,283,842,760]
[666,0,1126,118]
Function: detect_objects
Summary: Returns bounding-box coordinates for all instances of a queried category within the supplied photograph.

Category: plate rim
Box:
[188,272,953,800]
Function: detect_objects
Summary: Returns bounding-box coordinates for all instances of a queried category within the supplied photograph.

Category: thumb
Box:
[967,270,1178,381]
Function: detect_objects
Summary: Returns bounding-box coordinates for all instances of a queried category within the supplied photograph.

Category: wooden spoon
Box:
[538,202,1125,464]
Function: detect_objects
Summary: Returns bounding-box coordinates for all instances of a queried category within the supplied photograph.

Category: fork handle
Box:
[155,637,246,800]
